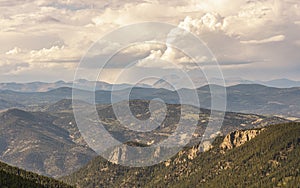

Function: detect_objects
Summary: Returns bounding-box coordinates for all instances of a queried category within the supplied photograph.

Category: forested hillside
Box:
[0,161,72,188]
[64,122,300,187]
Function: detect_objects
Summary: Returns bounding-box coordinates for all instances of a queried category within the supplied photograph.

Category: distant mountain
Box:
[257,78,300,88]
[0,160,72,187]
[153,78,176,90]
[0,108,96,177]
[1,78,299,93]
[151,76,300,89]
[63,122,300,187]
[0,87,92,109]
[70,84,300,118]
[224,84,300,117]
[1,84,300,117]
[0,79,151,92]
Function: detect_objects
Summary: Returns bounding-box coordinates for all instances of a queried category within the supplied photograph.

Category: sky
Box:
[0,0,300,83]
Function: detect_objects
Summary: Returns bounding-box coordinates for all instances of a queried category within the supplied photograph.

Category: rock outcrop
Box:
[220,128,265,151]
[198,141,213,152]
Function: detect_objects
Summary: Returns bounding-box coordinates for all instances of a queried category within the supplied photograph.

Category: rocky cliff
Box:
[220,128,265,150]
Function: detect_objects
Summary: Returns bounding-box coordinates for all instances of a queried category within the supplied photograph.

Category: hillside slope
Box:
[0,108,96,177]
[0,99,287,177]
[64,122,300,187]
[0,160,72,188]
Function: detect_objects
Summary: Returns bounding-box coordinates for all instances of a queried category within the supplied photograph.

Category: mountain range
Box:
[0,81,299,187]
[0,79,149,92]
[1,78,300,93]
[1,84,300,118]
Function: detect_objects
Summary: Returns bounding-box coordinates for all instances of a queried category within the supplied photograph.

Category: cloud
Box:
[136,47,194,69]
[136,50,170,69]
[178,13,225,35]
[6,47,22,55]
[0,58,30,75]
[0,0,300,82]
[240,35,286,44]
[0,0,33,7]
[2,44,78,77]
[30,45,65,59]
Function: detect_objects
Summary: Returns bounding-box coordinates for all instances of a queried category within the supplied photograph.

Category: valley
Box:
[0,84,298,187]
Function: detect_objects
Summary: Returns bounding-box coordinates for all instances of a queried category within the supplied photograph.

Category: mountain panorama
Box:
[0,81,300,187]
[1,0,300,187]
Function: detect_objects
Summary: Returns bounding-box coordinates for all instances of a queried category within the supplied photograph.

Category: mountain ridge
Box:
[1,78,300,93]
[63,122,300,187]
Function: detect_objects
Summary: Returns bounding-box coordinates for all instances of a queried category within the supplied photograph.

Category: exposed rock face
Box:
[220,128,265,150]
[109,128,266,164]
[198,141,213,152]
[108,145,128,164]
[187,146,198,160]
[107,144,164,165]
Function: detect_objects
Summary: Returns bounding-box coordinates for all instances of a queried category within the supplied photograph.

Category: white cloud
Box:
[136,48,192,69]
[121,43,166,55]
[0,0,300,82]
[178,13,225,35]
[0,58,30,75]
[30,45,64,59]
[6,47,22,55]
[240,35,286,44]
